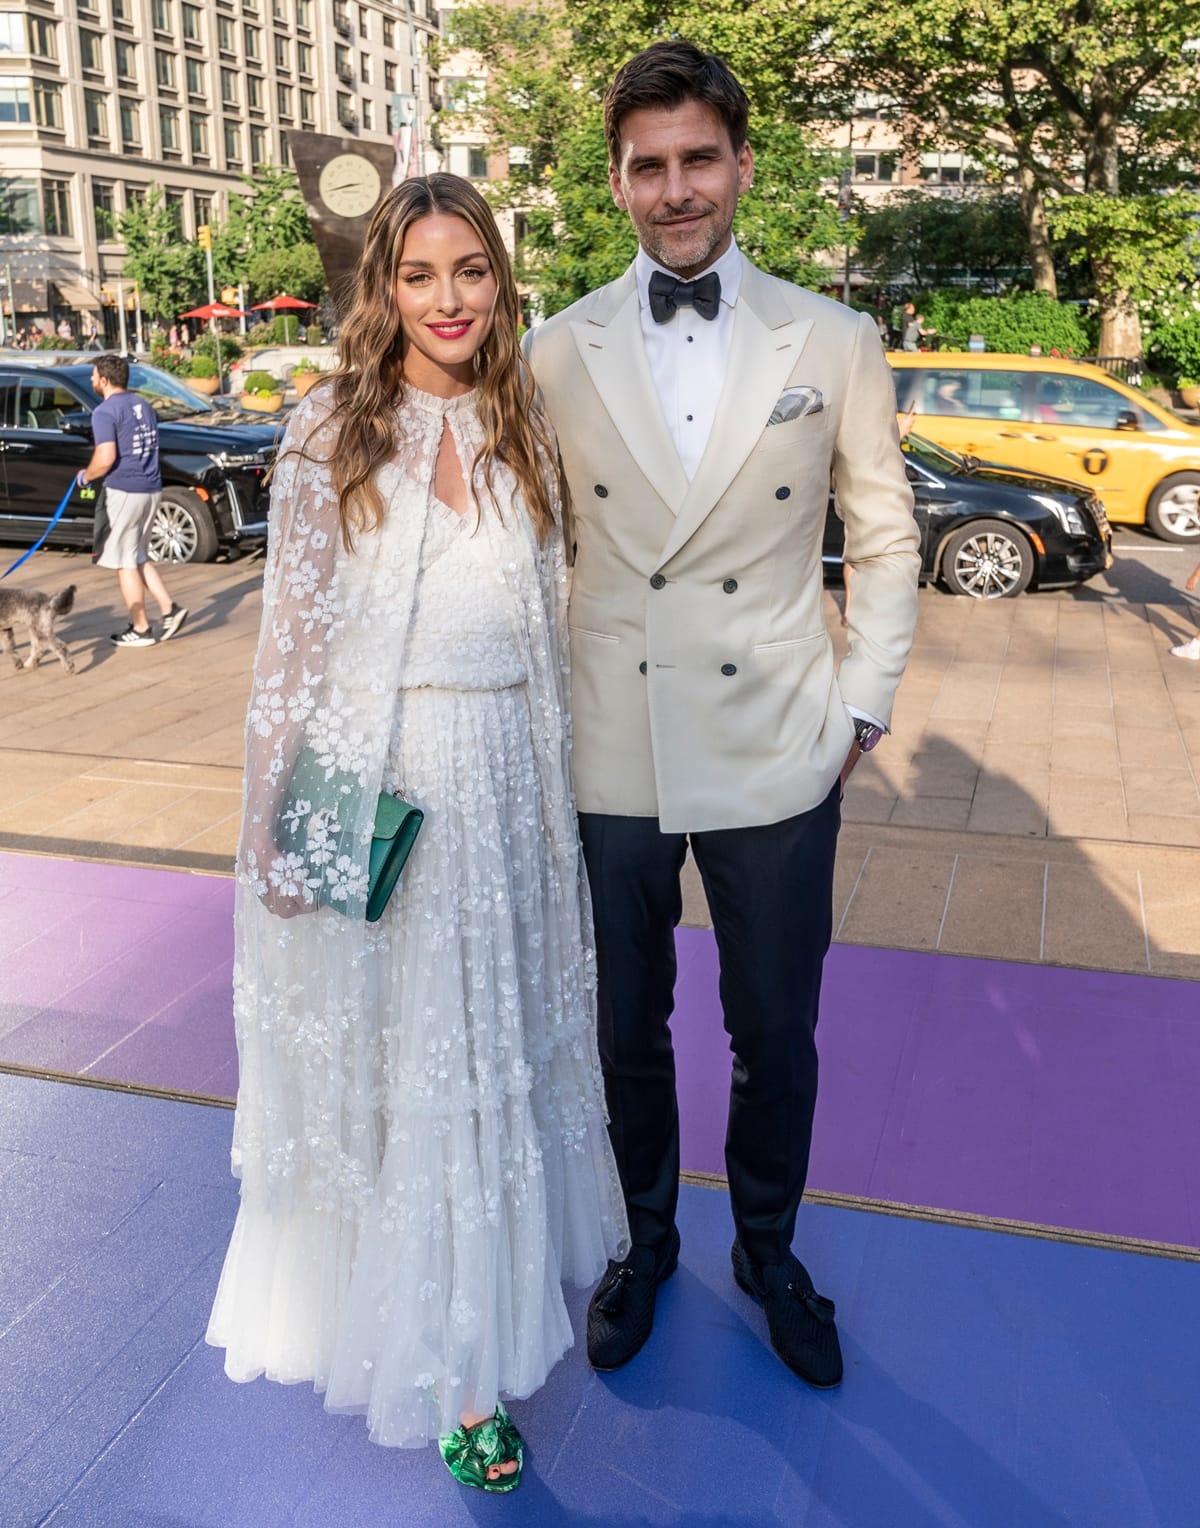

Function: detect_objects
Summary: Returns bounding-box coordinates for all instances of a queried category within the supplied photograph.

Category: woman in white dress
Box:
[207,174,628,1493]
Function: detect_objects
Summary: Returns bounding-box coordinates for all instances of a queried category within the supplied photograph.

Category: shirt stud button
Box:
[594,484,608,497]
[722,578,738,593]
[639,661,647,675]
[775,486,791,500]
[649,573,666,589]
[721,663,737,677]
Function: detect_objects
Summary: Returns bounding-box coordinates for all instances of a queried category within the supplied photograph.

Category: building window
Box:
[84,89,109,145]
[295,0,311,27]
[182,3,202,41]
[189,111,208,156]
[125,184,145,208]
[120,96,142,147]
[384,61,396,91]
[111,0,129,21]
[247,73,263,110]
[0,179,40,234]
[359,51,369,85]
[224,119,242,165]
[193,190,212,227]
[382,17,393,46]
[274,33,289,70]
[164,189,185,236]
[186,57,205,95]
[297,41,313,77]
[276,83,292,119]
[0,15,24,52]
[93,180,116,240]
[151,0,172,34]
[278,130,290,164]
[333,1,349,32]
[361,98,373,130]
[272,0,287,19]
[43,178,71,237]
[160,105,180,150]
[115,39,136,82]
[250,123,268,164]
[218,16,235,52]
[449,143,488,179]
[244,25,260,59]
[853,153,895,184]
[442,77,485,114]
[0,79,31,124]
[34,80,63,129]
[220,67,238,104]
[30,16,59,60]
[155,50,176,89]
[357,5,367,33]
[80,30,104,72]
[335,42,350,75]
[300,88,315,125]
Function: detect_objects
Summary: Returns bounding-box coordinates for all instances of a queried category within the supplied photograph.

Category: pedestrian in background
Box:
[1171,559,1200,659]
[76,353,188,647]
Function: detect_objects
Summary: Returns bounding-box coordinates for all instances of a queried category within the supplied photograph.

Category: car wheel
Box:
[1145,474,1200,543]
[148,488,219,564]
[940,520,1034,599]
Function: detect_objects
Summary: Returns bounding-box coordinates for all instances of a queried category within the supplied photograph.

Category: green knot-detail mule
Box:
[438,1403,524,1493]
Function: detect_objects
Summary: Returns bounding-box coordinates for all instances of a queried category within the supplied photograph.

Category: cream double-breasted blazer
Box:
[525,255,921,834]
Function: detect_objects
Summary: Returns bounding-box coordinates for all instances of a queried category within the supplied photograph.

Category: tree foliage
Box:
[856,192,1032,289]
[116,185,205,321]
[918,289,1093,354]
[822,0,1200,354]
[211,165,323,298]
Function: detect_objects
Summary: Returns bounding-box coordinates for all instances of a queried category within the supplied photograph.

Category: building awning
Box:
[51,280,102,310]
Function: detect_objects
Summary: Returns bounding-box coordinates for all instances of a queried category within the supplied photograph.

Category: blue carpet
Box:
[0,1073,1194,1527]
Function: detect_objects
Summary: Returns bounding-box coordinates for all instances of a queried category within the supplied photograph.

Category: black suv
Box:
[0,357,284,562]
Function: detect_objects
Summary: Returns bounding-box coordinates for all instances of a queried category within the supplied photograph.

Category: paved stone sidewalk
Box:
[1,549,1197,977]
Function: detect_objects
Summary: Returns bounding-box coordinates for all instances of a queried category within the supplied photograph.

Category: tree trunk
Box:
[1096,273,1142,358]
[1017,164,1056,297]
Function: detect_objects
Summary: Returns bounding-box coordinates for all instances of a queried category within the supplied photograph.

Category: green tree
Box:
[856,192,1033,290]
[825,0,1200,355]
[210,164,324,300]
[245,243,327,303]
[116,186,205,321]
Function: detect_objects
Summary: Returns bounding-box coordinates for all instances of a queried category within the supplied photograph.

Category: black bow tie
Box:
[648,270,721,324]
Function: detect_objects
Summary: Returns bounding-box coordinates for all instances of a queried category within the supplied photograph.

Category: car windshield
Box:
[901,432,967,474]
[73,363,216,421]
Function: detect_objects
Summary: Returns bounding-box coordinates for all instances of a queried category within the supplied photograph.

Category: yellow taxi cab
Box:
[888,352,1200,542]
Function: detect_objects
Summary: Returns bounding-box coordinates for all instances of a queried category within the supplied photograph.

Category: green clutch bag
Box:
[276,744,424,922]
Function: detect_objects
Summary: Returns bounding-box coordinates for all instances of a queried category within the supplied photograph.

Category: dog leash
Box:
[0,480,78,580]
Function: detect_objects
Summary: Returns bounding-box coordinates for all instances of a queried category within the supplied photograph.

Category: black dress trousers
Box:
[579,784,841,1270]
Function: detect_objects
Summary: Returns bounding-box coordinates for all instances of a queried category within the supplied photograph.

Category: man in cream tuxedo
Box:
[525,41,920,1388]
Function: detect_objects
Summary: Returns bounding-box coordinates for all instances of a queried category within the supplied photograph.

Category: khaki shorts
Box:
[96,488,162,569]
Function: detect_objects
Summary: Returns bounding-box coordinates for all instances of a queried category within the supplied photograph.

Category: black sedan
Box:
[825,433,1113,597]
[0,358,283,563]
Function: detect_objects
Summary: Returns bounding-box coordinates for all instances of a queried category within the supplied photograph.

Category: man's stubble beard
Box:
[642,210,730,277]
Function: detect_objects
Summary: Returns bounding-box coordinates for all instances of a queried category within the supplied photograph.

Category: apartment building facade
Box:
[0,0,440,339]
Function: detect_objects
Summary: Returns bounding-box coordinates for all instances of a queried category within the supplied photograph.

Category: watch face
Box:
[317,154,382,219]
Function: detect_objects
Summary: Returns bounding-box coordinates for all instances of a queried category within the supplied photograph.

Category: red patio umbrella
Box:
[179,302,247,320]
[251,293,318,311]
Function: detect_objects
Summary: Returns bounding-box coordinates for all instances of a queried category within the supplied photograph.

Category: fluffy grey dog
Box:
[0,584,77,673]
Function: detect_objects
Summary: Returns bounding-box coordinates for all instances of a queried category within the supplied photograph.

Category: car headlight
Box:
[1032,493,1087,537]
[209,451,270,468]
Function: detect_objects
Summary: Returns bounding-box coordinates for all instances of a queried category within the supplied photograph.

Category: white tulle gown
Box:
[206,386,627,1447]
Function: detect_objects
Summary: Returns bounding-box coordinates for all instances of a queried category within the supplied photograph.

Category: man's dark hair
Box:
[93,353,130,388]
[604,41,750,167]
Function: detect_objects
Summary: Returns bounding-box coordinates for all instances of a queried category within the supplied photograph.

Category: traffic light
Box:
[197,224,212,250]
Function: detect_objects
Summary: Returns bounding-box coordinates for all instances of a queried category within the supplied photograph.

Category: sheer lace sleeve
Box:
[238,388,348,916]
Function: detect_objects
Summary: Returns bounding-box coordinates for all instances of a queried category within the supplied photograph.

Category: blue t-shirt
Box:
[92,389,161,492]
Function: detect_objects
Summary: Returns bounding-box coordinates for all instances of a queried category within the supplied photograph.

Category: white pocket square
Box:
[768,386,824,425]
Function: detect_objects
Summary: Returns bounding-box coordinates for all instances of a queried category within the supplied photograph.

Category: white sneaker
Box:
[1170,636,1200,659]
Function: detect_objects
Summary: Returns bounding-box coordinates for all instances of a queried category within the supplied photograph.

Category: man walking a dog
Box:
[525,41,920,1389]
[78,354,188,647]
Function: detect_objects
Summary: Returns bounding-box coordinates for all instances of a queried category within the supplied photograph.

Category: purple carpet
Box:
[2,852,1197,1249]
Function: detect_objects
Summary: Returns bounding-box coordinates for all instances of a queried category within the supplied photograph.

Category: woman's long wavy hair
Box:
[315,173,557,547]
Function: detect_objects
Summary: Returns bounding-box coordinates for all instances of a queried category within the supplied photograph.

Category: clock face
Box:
[317,154,382,219]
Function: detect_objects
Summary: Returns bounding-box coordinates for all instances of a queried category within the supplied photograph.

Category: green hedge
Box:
[1145,311,1200,384]
[916,291,1093,356]
[193,330,244,364]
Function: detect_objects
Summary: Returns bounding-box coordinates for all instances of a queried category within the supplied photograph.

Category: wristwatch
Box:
[853,719,886,753]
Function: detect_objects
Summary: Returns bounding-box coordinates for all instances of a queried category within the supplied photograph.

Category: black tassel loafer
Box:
[732,1240,843,1389]
[586,1226,681,1371]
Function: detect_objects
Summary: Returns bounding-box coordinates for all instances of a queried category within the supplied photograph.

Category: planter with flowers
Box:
[291,357,326,398]
[186,355,221,396]
[239,369,284,413]
[1177,377,1200,410]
